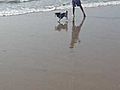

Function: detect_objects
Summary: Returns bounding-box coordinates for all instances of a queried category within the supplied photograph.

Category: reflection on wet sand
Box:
[55,21,68,32]
[70,17,86,48]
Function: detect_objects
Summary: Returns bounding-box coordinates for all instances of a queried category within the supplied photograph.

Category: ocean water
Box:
[0,0,120,16]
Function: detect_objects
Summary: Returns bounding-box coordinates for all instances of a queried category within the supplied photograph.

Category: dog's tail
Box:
[65,11,68,19]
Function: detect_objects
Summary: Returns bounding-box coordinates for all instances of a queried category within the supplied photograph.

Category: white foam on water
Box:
[56,1,120,10]
[0,6,56,16]
[83,1,120,8]
[0,0,120,16]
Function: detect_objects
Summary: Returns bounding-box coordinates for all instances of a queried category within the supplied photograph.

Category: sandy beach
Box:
[0,5,120,90]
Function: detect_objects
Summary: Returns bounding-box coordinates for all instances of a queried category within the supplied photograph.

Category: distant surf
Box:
[56,1,120,9]
[0,0,120,16]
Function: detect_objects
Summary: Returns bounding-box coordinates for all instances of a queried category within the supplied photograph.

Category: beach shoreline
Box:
[0,5,120,90]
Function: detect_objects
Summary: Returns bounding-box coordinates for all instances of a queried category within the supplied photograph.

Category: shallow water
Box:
[0,0,120,16]
[0,5,120,90]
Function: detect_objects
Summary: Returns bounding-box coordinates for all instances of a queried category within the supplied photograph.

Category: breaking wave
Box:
[0,0,120,16]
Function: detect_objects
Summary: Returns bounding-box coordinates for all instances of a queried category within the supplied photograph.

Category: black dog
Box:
[55,11,68,22]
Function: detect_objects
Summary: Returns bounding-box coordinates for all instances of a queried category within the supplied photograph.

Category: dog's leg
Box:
[66,14,68,20]
[58,18,61,23]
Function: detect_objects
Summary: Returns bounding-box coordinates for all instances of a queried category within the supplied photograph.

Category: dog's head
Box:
[55,12,61,18]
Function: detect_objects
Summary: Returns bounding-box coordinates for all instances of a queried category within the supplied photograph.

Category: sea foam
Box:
[0,0,120,16]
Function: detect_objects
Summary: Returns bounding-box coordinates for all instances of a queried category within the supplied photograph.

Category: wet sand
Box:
[0,5,120,90]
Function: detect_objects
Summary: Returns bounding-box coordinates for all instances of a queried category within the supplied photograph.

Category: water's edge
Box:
[0,1,120,16]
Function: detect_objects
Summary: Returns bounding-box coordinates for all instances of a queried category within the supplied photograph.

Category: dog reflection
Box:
[55,21,68,32]
[70,17,86,48]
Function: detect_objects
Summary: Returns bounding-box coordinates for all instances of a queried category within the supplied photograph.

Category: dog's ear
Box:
[55,12,60,15]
